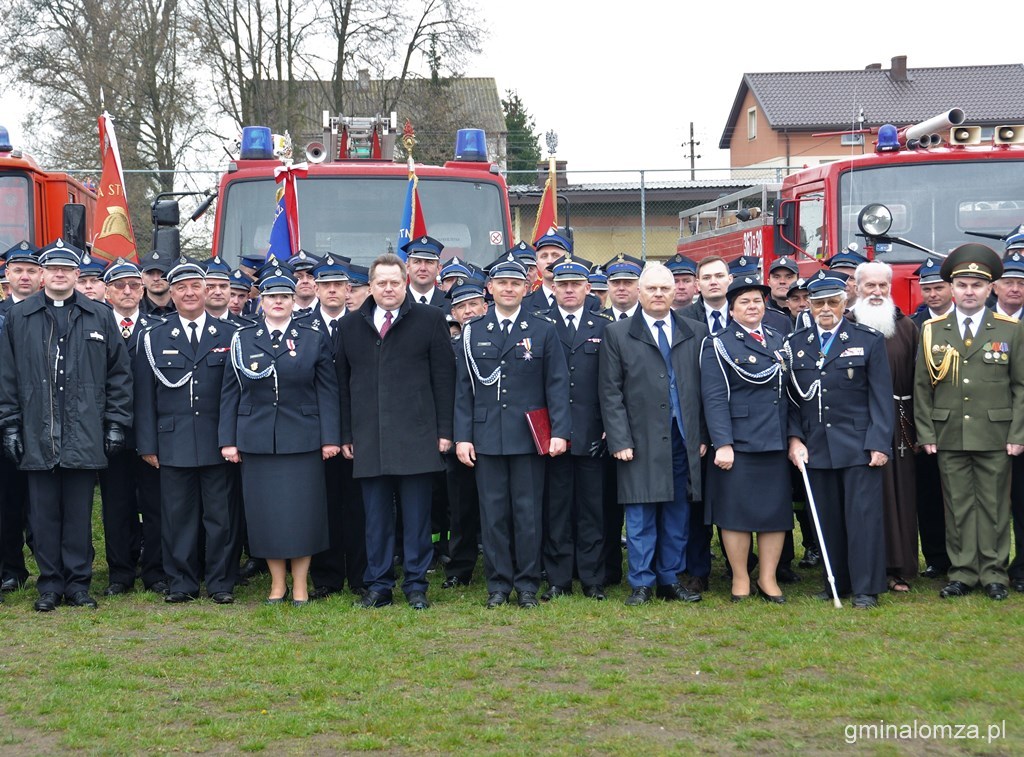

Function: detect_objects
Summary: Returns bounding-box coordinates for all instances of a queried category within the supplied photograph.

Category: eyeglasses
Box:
[809,296,844,308]
[109,281,144,290]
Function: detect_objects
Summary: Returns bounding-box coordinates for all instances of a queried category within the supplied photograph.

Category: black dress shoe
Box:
[985,583,1009,601]
[104,582,131,596]
[517,591,539,608]
[2,577,25,593]
[756,583,786,604]
[775,565,802,584]
[656,582,702,603]
[582,584,606,601]
[441,576,470,589]
[852,593,879,609]
[210,591,235,604]
[680,574,709,593]
[165,591,198,603]
[624,586,653,606]
[358,590,393,608]
[239,558,268,580]
[407,591,430,610]
[541,585,572,601]
[486,591,509,608]
[939,580,973,598]
[1012,577,1024,593]
[264,589,289,606]
[146,580,169,595]
[798,548,821,569]
[309,586,338,600]
[350,586,368,598]
[34,592,61,612]
[921,564,944,579]
[66,591,98,608]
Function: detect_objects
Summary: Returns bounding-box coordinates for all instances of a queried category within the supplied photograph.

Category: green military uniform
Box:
[914,245,1024,595]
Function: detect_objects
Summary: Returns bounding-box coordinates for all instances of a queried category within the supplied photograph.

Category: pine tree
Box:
[502,89,542,175]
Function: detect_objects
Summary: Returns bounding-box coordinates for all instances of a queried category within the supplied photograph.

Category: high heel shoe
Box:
[264,588,290,605]
[756,583,786,604]
[730,592,753,603]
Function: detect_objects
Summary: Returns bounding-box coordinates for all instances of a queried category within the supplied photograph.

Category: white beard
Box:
[852,298,897,338]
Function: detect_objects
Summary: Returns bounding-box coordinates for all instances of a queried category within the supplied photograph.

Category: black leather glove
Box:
[588,438,609,458]
[104,422,126,457]
[2,426,23,464]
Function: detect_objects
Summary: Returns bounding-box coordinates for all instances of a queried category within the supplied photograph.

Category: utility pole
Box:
[681,122,701,181]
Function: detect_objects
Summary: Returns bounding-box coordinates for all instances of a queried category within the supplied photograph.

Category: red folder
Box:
[525,408,552,455]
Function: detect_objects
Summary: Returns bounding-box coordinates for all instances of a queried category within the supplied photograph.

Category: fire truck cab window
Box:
[797,193,824,258]
[0,174,32,250]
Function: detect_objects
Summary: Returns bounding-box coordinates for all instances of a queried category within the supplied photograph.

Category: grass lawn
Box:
[0,497,1021,755]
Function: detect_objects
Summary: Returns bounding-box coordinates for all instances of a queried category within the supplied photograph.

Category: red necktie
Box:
[750,330,764,344]
[379,310,393,338]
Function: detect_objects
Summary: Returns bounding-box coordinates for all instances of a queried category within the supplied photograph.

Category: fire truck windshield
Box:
[839,160,1024,260]
[0,174,32,250]
[217,176,507,267]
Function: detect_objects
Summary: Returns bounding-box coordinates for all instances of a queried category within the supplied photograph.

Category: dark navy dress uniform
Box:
[454,299,571,599]
[786,314,893,598]
[135,300,241,599]
[219,319,340,558]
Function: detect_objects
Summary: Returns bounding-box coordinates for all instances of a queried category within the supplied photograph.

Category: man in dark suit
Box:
[135,258,241,604]
[98,259,167,596]
[786,271,893,609]
[335,253,456,610]
[599,262,709,605]
[541,257,612,601]
[404,236,447,307]
[455,255,571,608]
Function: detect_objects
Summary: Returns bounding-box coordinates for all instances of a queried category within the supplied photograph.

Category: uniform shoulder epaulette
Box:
[466,313,487,325]
[591,310,613,321]
[293,319,320,332]
[993,312,1018,324]
[922,313,950,327]
[531,311,556,324]
[851,321,879,335]
[763,324,777,337]
[234,320,260,332]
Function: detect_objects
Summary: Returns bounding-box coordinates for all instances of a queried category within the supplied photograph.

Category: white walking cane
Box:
[798,457,843,608]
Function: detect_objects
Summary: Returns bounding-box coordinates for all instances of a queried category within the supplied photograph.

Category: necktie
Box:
[565,314,576,341]
[501,318,512,336]
[188,322,199,351]
[549,294,556,309]
[379,311,393,338]
[750,329,764,344]
[419,296,428,304]
[711,311,723,332]
[329,318,339,336]
[655,320,684,436]
[618,312,628,321]
[270,329,283,349]
[820,331,833,353]
[654,320,672,369]
[120,317,132,339]
[963,317,974,345]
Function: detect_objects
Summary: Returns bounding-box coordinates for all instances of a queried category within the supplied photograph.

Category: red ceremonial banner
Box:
[90,112,138,263]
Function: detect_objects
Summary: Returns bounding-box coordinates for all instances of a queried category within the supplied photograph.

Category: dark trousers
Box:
[0,456,29,583]
[544,454,605,587]
[476,453,545,595]
[1009,454,1024,581]
[26,468,96,596]
[361,473,433,596]
[430,471,450,557]
[444,454,480,582]
[601,457,623,584]
[623,427,690,588]
[98,451,163,587]
[806,464,886,596]
[310,456,367,592]
[687,450,712,579]
[160,464,239,595]
[916,450,949,570]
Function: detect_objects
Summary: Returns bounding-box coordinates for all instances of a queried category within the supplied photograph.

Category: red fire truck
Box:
[676,110,1024,313]
[0,126,97,253]
[209,114,513,268]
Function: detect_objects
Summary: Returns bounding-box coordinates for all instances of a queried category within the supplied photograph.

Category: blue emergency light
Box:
[0,126,12,153]
[454,129,487,161]
[876,124,900,152]
[240,126,274,160]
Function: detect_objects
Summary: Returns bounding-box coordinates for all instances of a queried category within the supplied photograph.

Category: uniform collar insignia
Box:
[839,332,849,342]
[519,321,528,330]
[208,325,217,335]
[171,327,180,337]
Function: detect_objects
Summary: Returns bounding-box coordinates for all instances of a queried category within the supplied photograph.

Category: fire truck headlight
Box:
[858,203,893,238]
[240,126,274,160]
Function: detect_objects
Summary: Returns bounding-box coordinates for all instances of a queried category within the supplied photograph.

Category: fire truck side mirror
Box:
[151,199,181,259]
[62,203,87,251]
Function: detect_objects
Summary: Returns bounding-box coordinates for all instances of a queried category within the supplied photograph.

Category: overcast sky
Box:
[0,0,1013,178]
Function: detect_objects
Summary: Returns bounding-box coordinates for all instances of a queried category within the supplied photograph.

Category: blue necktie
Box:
[655,319,672,369]
[655,320,685,438]
[820,330,834,354]
[711,311,723,333]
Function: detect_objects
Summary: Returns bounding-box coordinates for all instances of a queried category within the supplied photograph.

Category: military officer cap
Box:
[769,256,799,274]
[139,248,172,274]
[1000,250,1024,279]
[488,253,528,281]
[259,268,297,295]
[606,253,643,280]
[914,258,943,284]
[38,238,83,268]
[1004,230,1024,253]
[347,264,370,287]
[806,269,849,299]
[551,258,591,281]
[446,277,486,306]
[77,252,108,279]
[726,275,772,305]
[534,232,572,254]
[401,235,444,261]
[588,265,609,291]
[228,269,254,291]
[201,256,232,280]
[825,246,868,271]
[256,254,292,280]
[551,251,593,271]
[440,255,473,281]
[786,277,810,298]
[508,240,536,267]
[0,264,7,285]
[728,255,759,276]
[665,253,697,276]
[312,254,350,282]
[3,240,40,263]
[940,243,1002,283]
[289,249,322,272]
[165,256,207,284]
[239,253,266,270]
[103,257,143,283]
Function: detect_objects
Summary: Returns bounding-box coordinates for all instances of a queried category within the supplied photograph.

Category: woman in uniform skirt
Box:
[700,276,791,603]
[219,269,341,605]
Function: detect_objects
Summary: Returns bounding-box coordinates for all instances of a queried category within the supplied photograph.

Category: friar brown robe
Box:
[851,309,920,580]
